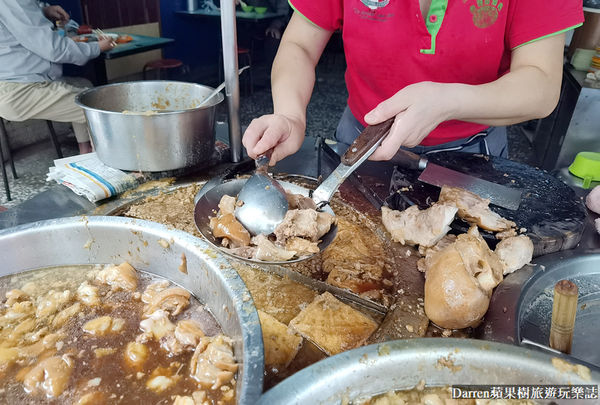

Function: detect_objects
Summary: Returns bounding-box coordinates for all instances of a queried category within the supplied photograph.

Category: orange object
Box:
[72,36,89,42]
[116,35,133,44]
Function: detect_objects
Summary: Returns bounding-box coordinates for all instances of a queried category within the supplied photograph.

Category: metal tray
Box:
[0,216,264,404]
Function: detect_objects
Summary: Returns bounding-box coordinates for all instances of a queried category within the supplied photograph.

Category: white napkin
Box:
[47,153,138,202]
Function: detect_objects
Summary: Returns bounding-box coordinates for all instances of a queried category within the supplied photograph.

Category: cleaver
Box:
[342,118,522,210]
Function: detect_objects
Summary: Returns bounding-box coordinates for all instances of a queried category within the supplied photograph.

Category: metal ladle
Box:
[235,153,289,235]
[197,66,249,108]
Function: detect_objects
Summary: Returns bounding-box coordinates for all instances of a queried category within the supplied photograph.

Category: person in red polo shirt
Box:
[242,0,583,163]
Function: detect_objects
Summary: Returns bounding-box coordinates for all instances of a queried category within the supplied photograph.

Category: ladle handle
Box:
[341,118,394,165]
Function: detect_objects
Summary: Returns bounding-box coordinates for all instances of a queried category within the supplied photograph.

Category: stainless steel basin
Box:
[0,216,264,404]
[258,338,599,404]
[76,81,224,171]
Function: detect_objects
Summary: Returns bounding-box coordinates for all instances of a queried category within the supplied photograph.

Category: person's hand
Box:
[43,5,70,23]
[98,36,116,52]
[364,81,455,161]
[265,27,282,39]
[242,114,305,165]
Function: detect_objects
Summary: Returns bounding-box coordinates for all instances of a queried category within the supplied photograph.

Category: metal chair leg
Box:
[46,121,63,158]
[0,121,11,201]
[0,119,17,179]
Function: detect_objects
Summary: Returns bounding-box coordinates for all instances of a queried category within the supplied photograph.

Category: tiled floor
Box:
[0,55,536,208]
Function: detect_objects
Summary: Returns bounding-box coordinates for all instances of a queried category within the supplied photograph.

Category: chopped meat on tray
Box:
[274,209,336,243]
[438,186,516,232]
[381,204,458,247]
[494,235,534,275]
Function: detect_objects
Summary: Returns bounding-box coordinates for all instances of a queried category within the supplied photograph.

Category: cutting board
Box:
[382,152,587,257]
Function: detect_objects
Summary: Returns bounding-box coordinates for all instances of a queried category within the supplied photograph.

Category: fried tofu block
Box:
[289,292,378,356]
[258,310,302,368]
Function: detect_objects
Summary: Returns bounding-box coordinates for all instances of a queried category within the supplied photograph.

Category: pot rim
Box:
[75,80,225,115]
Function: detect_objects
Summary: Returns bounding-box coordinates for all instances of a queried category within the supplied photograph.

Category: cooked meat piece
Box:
[258,310,302,368]
[174,319,205,347]
[139,310,175,340]
[275,209,318,242]
[5,289,28,306]
[286,192,317,210]
[228,246,256,259]
[423,226,504,329]
[160,333,187,356]
[124,342,149,370]
[144,287,190,316]
[275,209,335,243]
[96,262,138,291]
[141,280,170,304]
[252,234,296,261]
[146,366,181,393]
[217,194,237,215]
[210,213,251,247]
[438,186,516,232]
[52,302,81,328]
[23,355,74,397]
[586,186,600,214]
[82,316,125,336]
[189,335,238,390]
[495,228,517,239]
[286,237,320,256]
[417,234,457,273]
[381,204,458,247]
[315,211,336,240]
[36,290,72,318]
[495,235,534,275]
[77,281,100,306]
[596,218,600,235]
[173,391,207,405]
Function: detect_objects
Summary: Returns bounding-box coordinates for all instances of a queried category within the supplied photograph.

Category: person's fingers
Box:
[369,118,405,161]
[253,123,287,158]
[364,93,409,125]
[242,118,271,158]
[57,6,70,21]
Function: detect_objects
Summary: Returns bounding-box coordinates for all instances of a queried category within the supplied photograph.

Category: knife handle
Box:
[391,148,428,171]
[341,118,395,166]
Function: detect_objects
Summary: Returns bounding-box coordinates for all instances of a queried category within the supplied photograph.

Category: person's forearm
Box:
[271,40,318,126]
[449,65,561,126]
[448,35,565,127]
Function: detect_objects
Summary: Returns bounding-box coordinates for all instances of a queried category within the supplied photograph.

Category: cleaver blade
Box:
[418,163,522,210]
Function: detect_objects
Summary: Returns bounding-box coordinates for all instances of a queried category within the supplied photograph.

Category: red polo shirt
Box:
[289,0,583,145]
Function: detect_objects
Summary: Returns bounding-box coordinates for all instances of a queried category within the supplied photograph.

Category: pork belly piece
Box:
[286,192,317,210]
[423,226,504,329]
[139,310,175,340]
[218,194,237,215]
[417,234,457,273]
[228,245,256,259]
[77,281,100,307]
[143,287,190,316]
[289,292,378,356]
[210,213,251,247]
[274,209,336,243]
[174,319,205,347]
[252,234,296,261]
[96,262,138,292]
[438,186,516,232]
[286,237,320,256]
[189,335,238,390]
[23,355,74,398]
[82,315,125,336]
[381,204,458,247]
[258,310,302,368]
[494,235,534,275]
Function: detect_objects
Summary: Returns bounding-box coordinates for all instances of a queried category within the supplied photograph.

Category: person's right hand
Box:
[98,37,116,52]
[242,114,305,165]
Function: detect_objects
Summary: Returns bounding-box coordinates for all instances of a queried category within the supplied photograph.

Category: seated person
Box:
[264,0,291,71]
[0,1,114,154]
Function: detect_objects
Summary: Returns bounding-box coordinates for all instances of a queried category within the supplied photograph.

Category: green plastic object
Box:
[240,4,254,12]
[254,6,268,13]
[569,151,600,189]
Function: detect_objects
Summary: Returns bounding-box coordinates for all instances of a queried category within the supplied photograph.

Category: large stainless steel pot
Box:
[75,81,224,171]
[258,338,600,404]
[0,216,263,404]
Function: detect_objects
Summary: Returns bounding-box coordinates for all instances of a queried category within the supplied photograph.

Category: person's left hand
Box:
[43,5,70,23]
[364,81,456,161]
